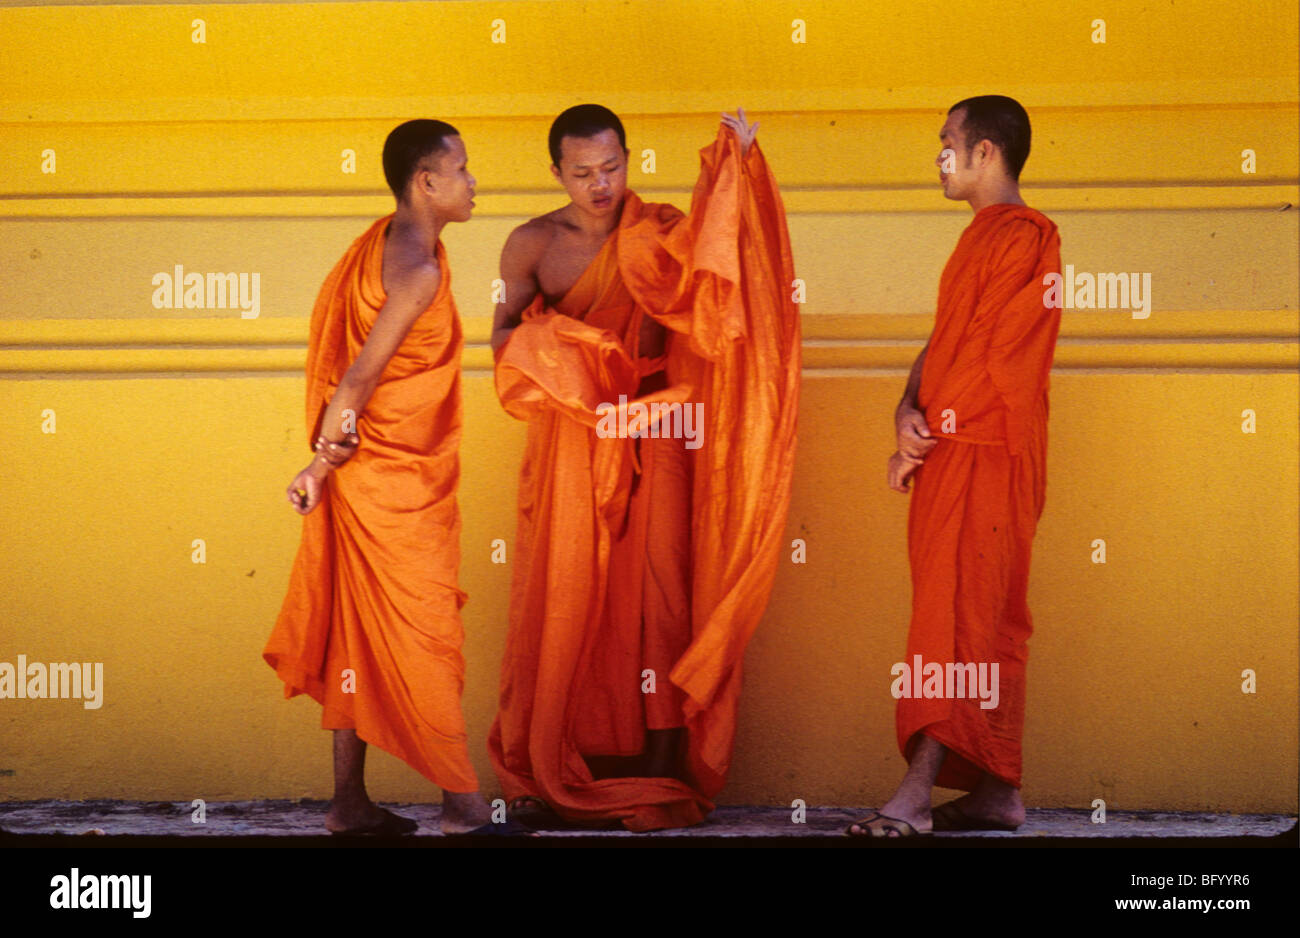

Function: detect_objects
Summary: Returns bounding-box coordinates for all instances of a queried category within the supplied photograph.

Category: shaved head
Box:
[548,104,626,168]
[383,119,461,201]
[948,96,1031,180]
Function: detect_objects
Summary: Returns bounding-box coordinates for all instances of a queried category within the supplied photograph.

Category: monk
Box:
[488,105,801,831]
[265,119,521,836]
[849,95,1062,838]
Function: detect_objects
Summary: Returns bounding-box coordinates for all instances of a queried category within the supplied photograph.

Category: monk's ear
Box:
[549,162,562,183]
[415,158,441,196]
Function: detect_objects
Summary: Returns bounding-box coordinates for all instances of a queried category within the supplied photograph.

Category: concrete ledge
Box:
[1,800,1294,842]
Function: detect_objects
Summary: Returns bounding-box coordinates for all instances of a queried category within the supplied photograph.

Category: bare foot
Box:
[439,790,494,835]
[325,798,416,834]
[936,786,1025,830]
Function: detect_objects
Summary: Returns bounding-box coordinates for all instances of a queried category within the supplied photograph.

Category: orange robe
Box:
[264,216,479,794]
[489,131,801,830]
[899,203,1062,790]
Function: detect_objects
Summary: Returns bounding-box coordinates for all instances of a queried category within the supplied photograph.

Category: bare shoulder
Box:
[503,214,561,260]
[382,232,440,304]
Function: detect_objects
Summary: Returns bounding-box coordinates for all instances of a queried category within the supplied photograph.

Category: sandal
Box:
[845,812,933,839]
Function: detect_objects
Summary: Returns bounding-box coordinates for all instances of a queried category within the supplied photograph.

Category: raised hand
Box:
[720,107,758,156]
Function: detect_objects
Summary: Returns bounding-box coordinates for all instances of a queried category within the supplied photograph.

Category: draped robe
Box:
[265,217,479,793]
[899,203,1062,790]
[489,131,801,830]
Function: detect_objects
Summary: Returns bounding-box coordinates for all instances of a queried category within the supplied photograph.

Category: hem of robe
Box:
[495,774,713,832]
[265,651,480,795]
[902,723,1021,792]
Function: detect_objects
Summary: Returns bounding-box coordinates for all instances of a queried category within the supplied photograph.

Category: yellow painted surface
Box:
[0,0,1296,811]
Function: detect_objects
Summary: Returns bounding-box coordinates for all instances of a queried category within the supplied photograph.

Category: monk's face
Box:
[936,108,984,202]
[419,135,477,222]
[551,130,628,218]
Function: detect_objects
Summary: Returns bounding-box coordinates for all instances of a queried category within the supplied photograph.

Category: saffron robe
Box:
[899,203,1062,790]
[265,216,479,794]
[489,131,801,830]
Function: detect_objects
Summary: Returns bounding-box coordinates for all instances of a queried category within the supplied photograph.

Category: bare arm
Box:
[491,224,545,352]
[897,341,928,415]
[286,255,440,514]
[887,340,935,493]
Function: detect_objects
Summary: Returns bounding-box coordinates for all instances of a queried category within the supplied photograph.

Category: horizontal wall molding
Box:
[3,186,1296,218]
[2,312,1294,375]
[3,106,1295,199]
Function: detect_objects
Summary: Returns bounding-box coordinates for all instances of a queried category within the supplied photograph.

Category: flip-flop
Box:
[931,800,1020,832]
[447,817,539,838]
[845,812,933,839]
[328,809,419,837]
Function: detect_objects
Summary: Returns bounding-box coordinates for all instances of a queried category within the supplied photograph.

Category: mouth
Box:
[591,195,612,208]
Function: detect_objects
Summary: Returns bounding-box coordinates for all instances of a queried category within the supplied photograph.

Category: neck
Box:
[390,202,445,254]
[968,178,1025,214]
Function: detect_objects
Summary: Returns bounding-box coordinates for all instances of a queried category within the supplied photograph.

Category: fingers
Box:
[887,452,923,493]
[720,109,757,139]
[314,432,360,467]
[900,439,938,460]
[287,477,316,514]
[901,414,932,439]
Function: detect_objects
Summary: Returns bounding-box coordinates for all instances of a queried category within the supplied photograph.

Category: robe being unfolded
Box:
[899,203,1062,791]
[489,130,801,830]
[265,216,479,794]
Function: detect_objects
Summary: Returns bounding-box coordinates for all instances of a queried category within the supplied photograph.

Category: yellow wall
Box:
[1,0,1296,812]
